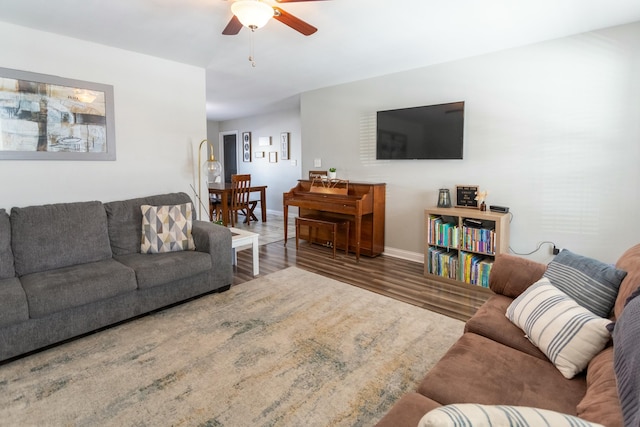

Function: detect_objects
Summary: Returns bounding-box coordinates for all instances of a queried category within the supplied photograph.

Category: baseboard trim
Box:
[383,247,424,264]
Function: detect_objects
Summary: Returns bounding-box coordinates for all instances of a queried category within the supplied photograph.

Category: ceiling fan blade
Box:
[273,7,317,36]
[222,15,243,35]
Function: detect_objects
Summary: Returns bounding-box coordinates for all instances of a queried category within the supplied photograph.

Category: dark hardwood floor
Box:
[232,238,491,322]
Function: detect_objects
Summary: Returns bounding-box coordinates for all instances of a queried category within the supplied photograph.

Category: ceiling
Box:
[1,0,640,121]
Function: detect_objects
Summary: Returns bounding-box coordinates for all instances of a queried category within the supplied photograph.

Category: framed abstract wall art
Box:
[0,67,116,160]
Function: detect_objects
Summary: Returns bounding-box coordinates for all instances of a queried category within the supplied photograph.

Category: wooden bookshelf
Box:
[424,207,510,289]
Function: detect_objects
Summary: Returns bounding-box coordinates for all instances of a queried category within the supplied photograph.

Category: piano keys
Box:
[283,179,386,259]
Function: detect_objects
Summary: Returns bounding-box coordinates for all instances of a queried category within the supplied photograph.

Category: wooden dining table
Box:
[208,183,267,226]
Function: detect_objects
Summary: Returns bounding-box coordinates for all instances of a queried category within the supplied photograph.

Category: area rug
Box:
[0,267,464,426]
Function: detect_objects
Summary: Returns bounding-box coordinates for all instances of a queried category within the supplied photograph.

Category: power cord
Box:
[509,241,557,256]
[505,210,559,256]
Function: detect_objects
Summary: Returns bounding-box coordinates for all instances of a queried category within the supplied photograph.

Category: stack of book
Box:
[427,215,459,248]
[427,246,458,279]
[461,224,496,254]
[460,251,493,287]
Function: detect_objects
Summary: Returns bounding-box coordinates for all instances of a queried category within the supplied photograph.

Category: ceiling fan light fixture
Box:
[231,0,274,30]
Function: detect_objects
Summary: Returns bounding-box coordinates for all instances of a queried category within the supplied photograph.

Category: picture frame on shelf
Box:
[456,185,479,208]
[269,151,277,163]
[0,66,116,161]
[280,132,290,160]
[242,132,251,162]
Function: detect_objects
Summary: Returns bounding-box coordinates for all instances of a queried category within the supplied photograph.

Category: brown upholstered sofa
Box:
[376,243,640,427]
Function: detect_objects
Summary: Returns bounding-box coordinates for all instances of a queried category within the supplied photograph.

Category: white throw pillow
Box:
[419,403,604,427]
[506,277,612,379]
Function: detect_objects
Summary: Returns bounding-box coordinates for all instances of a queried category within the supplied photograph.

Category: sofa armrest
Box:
[489,254,547,298]
[192,220,233,272]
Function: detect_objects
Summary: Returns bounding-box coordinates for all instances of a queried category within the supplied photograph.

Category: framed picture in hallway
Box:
[280,132,289,160]
[0,67,116,161]
[242,132,251,162]
[258,136,271,146]
[269,151,277,163]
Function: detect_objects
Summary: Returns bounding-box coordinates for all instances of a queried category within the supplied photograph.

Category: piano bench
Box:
[295,216,349,259]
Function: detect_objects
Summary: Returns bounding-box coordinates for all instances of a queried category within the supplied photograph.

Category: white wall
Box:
[0,22,207,211]
[218,108,302,215]
[300,22,640,264]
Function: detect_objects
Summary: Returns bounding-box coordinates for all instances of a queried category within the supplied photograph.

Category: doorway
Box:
[221,131,238,184]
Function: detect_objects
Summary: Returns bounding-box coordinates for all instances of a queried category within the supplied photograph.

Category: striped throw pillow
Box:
[543,249,626,317]
[419,404,604,427]
[506,278,612,379]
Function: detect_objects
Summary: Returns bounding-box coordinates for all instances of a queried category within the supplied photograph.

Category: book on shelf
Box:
[461,225,496,254]
[427,215,459,249]
[427,246,458,280]
[460,251,493,287]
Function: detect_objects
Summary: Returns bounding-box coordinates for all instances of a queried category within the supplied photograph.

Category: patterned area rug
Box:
[0,267,464,426]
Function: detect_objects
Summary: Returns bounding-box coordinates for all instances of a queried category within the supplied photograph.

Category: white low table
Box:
[230,227,259,276]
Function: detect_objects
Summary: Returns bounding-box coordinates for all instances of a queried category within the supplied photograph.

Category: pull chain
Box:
[248,27,257,67]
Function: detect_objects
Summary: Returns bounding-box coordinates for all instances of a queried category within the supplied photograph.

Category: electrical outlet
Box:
[314,158,321,167]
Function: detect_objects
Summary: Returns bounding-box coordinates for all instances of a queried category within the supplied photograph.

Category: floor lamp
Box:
[198,139,222,221]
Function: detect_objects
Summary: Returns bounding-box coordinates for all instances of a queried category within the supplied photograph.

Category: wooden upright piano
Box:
[283,179,386,259]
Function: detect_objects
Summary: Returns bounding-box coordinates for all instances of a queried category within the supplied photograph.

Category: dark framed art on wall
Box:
[242,132,251,162]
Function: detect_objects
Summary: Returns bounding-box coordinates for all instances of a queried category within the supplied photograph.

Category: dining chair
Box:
[229,174,257,226]
[209,193,222,222]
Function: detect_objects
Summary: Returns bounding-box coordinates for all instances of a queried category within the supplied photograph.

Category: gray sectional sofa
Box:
[0,192,232,362]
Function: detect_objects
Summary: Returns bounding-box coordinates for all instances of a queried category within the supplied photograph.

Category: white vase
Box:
[328,171,337,179]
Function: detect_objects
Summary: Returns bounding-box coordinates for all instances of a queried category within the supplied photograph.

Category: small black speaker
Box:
[489,205,509,213]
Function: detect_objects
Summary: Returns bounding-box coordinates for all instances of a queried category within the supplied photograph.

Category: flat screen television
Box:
[376,101,465,160]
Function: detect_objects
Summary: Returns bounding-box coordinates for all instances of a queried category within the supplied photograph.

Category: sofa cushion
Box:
[506,278,612,379]
[20,259,137,318]
[418,403,604,427]
[115,251,211,289]
[488,253,546,298]
[614,243,640,319]
[418,333,587,415]
[140,203,195,254]
[0,277,29,327]
[576,346,624,427]
[11,201,112,276]
[0,209,15,279]
[104,193,194,256]
[464,294,547,360]
[543,249,626,318]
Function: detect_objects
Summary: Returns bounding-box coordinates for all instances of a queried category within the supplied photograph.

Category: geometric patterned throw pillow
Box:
[419,403,605,427]
[506,277,613,379]
[140,203,195,254]
[543,249,626,318]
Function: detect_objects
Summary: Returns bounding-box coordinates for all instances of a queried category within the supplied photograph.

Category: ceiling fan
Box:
[222,0,329,37]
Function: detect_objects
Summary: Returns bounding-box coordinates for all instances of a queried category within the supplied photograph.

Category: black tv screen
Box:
[376,101,465,160]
